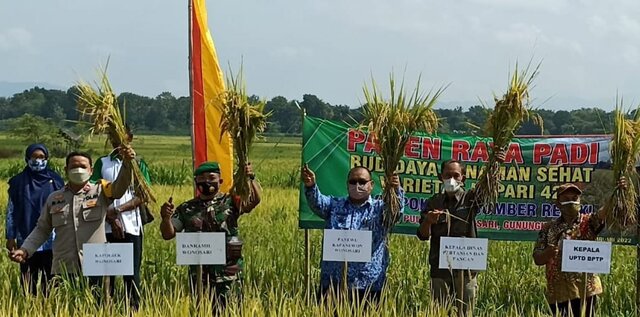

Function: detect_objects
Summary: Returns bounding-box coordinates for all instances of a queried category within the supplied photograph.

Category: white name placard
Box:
[322,229,372,263]
[176,232,226,265]
[82,243,133,276]
[561,240,612,274]
[439,237,488,270]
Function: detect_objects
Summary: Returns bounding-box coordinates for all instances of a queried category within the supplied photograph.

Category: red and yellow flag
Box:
[190,0,233,192]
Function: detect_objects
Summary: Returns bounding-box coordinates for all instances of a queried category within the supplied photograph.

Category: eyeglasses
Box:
[348,179,371,185]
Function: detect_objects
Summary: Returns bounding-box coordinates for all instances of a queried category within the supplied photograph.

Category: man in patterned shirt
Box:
[159,161,261,308]
[301,164,403,305]
[533,179,626,317]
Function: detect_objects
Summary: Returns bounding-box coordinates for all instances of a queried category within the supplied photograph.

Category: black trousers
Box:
[550,296,597,317]
[106,232,143,309]
[19,249,53,295]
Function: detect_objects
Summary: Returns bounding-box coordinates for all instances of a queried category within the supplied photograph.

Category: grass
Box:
[0,133,636,316]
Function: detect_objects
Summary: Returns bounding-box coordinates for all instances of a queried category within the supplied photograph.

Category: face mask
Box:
[197,181,219,196]
[28,159,47,172]
[560,201,581,215]
[348,182,371,201]
[443,178,461,193]
[67,168,91,185]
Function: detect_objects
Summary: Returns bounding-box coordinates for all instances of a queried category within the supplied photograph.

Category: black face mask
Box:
[197,181,218,196]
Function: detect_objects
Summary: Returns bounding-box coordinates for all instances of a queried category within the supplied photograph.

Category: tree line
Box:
[0,86,616,137]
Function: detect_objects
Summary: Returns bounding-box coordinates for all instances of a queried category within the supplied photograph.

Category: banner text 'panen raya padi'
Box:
[298,116,633,244]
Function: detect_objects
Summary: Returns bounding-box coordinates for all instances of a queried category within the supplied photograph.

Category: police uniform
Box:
[20,163,133,275]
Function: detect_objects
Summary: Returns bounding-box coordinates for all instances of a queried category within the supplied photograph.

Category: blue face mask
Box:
[28,159,47,172]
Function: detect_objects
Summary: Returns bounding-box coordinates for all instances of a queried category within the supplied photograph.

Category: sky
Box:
[1,0,639,110]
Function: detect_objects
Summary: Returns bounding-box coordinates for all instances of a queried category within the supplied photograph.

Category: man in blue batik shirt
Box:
[302,164,403,304]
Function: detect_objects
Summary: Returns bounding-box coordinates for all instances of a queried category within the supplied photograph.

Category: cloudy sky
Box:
[1,0,639,110]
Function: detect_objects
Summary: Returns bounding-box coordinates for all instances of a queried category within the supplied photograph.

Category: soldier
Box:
[9,146,135,282]
[159,161,261,309]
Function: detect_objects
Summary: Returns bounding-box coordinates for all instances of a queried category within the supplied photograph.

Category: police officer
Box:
[10,146,136,277]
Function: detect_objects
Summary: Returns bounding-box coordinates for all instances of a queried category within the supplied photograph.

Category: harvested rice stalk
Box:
[75,67,155,203]
[475,63,541,213]
[219,67,270,209]
[362,75,443,232]
[603,103,640,231]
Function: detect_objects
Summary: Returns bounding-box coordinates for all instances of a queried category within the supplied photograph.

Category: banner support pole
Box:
[634,179,640,317]
[300,105,311,303]
[305,228,311,303]
[103,276,111,306]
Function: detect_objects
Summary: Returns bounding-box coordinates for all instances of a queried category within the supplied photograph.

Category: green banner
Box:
[299,116,635,245]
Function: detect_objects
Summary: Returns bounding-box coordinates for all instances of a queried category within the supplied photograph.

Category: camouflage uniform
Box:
[171,193,243,299]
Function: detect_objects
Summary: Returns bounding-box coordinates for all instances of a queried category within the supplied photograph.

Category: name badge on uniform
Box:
[51,204,65,214]
[83,199,98,208]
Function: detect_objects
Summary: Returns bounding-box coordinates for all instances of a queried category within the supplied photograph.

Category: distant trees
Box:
[7,114,82,157]
[0,86,620,136]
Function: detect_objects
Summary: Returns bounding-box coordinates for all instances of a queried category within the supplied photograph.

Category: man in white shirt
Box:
[90,129,150,310]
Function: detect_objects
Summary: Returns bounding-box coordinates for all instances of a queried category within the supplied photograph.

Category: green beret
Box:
[194,161,221,176]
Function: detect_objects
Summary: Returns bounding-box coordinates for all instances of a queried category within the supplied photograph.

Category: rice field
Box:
[0,134,636,316]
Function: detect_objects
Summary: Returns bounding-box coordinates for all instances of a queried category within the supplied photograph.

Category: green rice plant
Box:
[604,101,640,231]
[361,74,444,232]
[148,162,191,186]
[474,62,542,213]
[219,65,271,207]
[0,160,64,180]
[75,65,155,203]
[0,136,636,317]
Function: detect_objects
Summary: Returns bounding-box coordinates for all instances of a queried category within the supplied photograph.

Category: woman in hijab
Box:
[5,144,64,295]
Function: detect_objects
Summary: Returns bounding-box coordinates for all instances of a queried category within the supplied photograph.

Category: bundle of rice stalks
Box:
[75,67,155,203]
[603,103,640,231]
[219,67,271,209]
[362,75,443,232]
[474,63,541,213]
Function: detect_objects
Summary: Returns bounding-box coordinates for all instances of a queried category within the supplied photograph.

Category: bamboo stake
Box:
[305,229,310,305]
[637,216,640,317]
[196,230,203,300]
[581,273,587,317]
[342,260,348,294]
[459,270,465,317]
[103,276,111,306]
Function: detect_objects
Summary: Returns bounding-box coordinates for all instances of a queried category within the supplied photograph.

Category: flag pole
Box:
[188,0,204,299]
[188,0,196,174]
